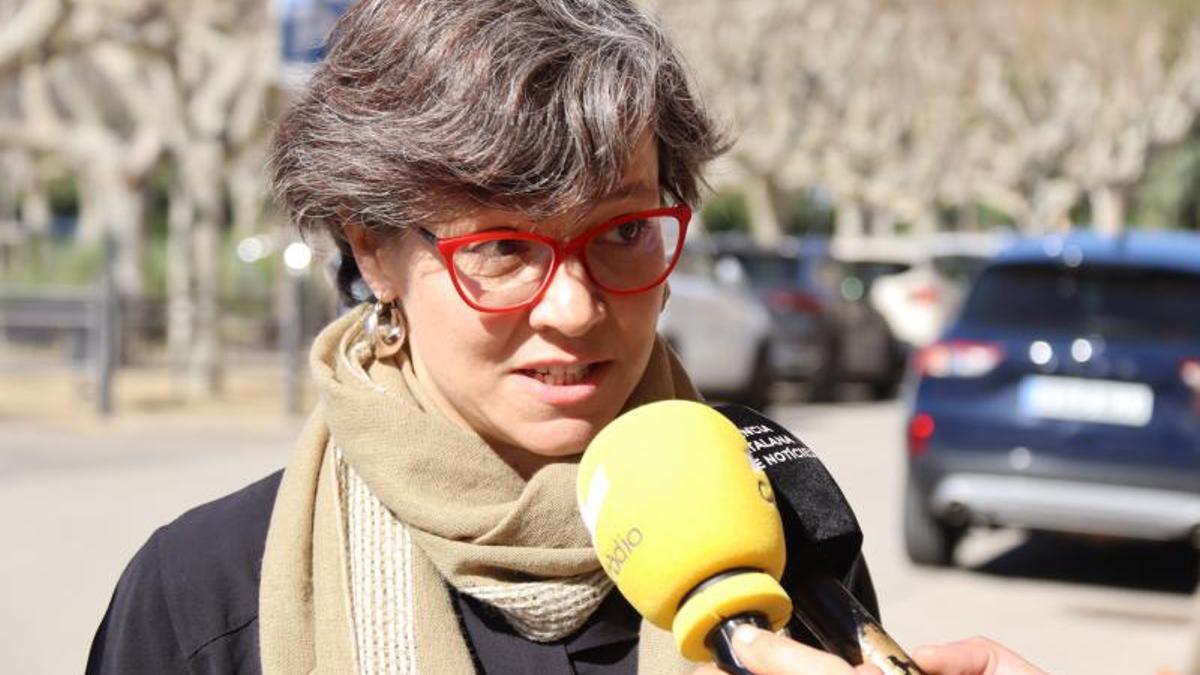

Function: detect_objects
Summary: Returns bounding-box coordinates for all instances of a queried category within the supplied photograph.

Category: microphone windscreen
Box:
[577,400,791,661]
[713,404,863,582]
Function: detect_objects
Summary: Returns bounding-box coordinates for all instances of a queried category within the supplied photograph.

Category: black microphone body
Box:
[715,405,926,675]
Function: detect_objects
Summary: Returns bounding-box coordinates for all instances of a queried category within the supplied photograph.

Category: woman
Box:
[90,1,737,672]
[86,1,1040,674]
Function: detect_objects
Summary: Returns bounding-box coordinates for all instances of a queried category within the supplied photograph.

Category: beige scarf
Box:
[260,305,699,674]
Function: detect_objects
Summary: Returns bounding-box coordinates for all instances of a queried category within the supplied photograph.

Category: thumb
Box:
[730,626,882,675]
[916,637,1050,675]
[913,640,994,675]
[915,636,1049,675]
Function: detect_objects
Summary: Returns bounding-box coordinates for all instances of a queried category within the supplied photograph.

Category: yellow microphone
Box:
[576,400,793,672]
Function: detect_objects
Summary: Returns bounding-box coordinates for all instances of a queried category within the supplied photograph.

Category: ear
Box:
[343,223,399,302]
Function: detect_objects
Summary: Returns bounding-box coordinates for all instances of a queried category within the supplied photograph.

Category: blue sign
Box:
[279,0,353,64]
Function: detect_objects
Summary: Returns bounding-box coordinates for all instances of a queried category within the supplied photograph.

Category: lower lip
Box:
[512,363,610,406]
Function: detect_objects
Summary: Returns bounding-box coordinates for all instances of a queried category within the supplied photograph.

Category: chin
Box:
[515,416,607,458]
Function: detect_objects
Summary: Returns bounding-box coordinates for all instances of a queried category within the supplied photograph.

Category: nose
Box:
[528,256,605,337]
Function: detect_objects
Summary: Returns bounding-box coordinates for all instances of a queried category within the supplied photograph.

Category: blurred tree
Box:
[1130,138,1200,229]
[700,193,751,234]
[0,0,282,398]
[0,20,163,296]
[969,0,1200,233]
[697,186,840,238]
[653,0,1200,240]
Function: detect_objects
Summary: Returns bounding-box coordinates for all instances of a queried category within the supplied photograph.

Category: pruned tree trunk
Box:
[19,178,51,237]
[835,201,865,240]
[869,210,897,237]
[166,180,194,392]
[1030,179,1080,233]
[903,208,939,238]
[109,184,145,299]
[182,140,224,397]
[744,173,786,245]
[228,151,266,238]
[1090,186,1127,235]
[191,214,222,397]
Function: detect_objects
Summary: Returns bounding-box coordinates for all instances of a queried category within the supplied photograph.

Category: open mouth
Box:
[518,363,598,386]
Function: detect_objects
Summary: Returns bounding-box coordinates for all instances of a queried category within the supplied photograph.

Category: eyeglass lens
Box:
[450,214,682,309]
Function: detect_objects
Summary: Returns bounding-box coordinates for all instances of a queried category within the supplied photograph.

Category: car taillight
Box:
[1180,358,1200,390]
[767,289,822,314]
[908,413,935,457]
[916,340,1004,378]
[908,284,940,305]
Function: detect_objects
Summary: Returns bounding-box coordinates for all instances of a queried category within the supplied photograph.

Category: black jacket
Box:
[87,472,280,674]
[86,471,880,674]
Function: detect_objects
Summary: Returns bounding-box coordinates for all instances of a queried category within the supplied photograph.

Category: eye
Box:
[462,238,533,257]
[453,236,550,279]
[602,219,652,245]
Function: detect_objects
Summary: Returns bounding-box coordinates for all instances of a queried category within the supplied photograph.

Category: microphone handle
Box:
[706,612,772,675]
[789,573,927,675]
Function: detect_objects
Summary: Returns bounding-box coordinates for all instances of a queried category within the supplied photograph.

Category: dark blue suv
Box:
[904,231,1200,566]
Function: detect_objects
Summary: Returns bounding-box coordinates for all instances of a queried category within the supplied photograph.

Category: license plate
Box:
[1019,375,1154,427]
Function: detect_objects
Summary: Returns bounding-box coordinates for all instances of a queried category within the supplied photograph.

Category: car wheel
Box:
[870,377,900,400]
[736,342,774,411]
[903,476,963,567]
[807,337,839,403]
[870,338,907,400]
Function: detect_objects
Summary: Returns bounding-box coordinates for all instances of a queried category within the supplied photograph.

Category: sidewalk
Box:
[0,351,305,674]
[0,346,315,434]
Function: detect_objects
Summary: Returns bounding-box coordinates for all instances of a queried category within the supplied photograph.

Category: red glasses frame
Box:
[416,205,692,313]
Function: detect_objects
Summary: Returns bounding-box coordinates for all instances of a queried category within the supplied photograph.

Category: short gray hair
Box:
[271,0,727,302]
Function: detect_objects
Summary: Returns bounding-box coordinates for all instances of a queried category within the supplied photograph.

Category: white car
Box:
[837,233,1012,349]
[658,241,775,408]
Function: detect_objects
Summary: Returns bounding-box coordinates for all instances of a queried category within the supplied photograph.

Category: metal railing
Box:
[0,240,120,415]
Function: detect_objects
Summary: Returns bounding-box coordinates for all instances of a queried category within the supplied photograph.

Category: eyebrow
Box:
[469,179,659,238]
[598,179,659,205]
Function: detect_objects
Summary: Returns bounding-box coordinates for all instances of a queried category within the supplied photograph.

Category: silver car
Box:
[659,240,775,409]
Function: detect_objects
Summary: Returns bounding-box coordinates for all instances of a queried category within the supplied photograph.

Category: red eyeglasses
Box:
[415,205,691,313]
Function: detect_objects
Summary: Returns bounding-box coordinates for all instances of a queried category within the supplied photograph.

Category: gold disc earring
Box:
[364,299,407,359]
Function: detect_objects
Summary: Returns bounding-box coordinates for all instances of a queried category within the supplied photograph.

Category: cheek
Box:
[404,276,514,368]
[615,288,665,341]
[402,269,540,404]
[605,290,666,388]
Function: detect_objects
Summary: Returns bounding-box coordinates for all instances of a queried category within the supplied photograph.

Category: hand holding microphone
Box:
[577,400,793,673]
[693,631,1050,675]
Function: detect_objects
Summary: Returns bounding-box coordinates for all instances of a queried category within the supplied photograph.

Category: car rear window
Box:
[960,263,1200,340]
[732,253,798,285]
[842,259,910,281]
[931,255,990,284]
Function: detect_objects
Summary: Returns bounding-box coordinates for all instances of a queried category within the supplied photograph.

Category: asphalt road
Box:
[771,397,1197,675]
[0,396,1196,674]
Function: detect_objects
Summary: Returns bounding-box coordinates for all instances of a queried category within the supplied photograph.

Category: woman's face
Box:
[350,140,665,471]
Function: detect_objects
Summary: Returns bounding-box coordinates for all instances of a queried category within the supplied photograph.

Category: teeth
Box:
[528,364,592,385]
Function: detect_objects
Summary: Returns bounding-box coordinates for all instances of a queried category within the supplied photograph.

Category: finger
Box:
[692,666,727,675]
[912,637,997,675]
[731,625,862,675]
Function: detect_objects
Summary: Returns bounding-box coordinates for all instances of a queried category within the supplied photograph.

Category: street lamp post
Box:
[282,241,313,416]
